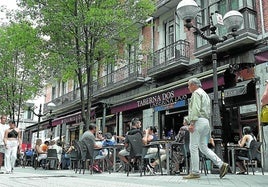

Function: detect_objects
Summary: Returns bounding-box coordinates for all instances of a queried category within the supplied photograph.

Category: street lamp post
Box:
[26,102,56,139]
[47,102,56,140]
[26,103,44,138]
[176,0,243,158]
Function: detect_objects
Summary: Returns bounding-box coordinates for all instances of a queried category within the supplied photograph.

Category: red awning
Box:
[52,107,96,126]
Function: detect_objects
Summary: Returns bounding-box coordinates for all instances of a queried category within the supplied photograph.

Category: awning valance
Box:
[223,80,251,98]
[209,80,252,99]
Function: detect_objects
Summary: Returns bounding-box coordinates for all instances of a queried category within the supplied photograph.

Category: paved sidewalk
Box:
[0,167,267,187]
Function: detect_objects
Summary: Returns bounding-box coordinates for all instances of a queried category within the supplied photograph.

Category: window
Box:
[218,0,255,35]
[52,86,56,100]
[25,110,33,120]
[166,20,175,59]
[92,61,98,81]
[62,81,67,95]
[196,0,208,48]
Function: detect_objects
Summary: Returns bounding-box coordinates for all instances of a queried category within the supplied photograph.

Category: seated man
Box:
[143,126,166,174]
[81,123,106,172]
[118,118,142,170]
[81,124,103,155]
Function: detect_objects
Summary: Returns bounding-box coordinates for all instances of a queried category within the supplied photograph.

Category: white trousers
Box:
[147,147,166,165]
[189,118,223,174]
[5,140,18,172]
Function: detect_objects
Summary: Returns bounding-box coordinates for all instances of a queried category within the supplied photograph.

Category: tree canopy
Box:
[17,0,155,129]
[0,21,49,122]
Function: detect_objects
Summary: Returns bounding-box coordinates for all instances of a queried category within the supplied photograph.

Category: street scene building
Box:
[23,0,268,171]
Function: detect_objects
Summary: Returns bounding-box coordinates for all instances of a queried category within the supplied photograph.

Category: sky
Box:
[0,0,19,22]
[0,0,18,9]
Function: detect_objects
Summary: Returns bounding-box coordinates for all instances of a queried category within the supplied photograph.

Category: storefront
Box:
[110,74,225,138]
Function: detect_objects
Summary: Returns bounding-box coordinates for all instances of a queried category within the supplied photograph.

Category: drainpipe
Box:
[259,0,265,38]
[102,103,106,133]
[255,76,265,170]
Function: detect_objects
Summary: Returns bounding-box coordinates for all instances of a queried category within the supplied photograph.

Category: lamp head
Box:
[176,0,200,21]
[47,102,56,110]
[223,10,243,33]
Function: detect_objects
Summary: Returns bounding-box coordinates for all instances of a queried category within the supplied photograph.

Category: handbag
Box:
[261,105,268,123]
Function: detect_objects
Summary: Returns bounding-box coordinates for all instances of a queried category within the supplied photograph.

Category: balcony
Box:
[147,40,190,78]
[44,90,80,113]
[92,63,145,97]
[153,0,178,17]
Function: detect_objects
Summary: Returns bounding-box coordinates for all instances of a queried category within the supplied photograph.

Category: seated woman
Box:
[35,139,47,163]
[236,126,256,174]
[143,126,166,174]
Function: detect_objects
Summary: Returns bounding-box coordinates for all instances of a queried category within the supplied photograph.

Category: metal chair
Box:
[199,152,209,175]
[69,149,79,171]
[143,142,163,175]
[125,133,144,177]
[169,142,184,175]
[33,152,47,170]
[46,149,58,170]
[237,141,264,175]
[177,142,190,174]
[81,137,110,175]
[73,140,84,174]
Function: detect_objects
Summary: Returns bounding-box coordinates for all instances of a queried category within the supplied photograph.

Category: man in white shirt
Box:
[0,115,8,174]
[183,78,229,180]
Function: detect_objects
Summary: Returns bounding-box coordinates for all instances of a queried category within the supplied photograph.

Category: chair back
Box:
[81,137,95,159]
[249,140,262,161]
[73,140,84,160]
[70,150,78,160]
[47,149,57,158]
[126,133,143,157]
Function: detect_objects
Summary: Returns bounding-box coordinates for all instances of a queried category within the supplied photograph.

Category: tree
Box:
[19,0,155,130]
[0,21,49,123]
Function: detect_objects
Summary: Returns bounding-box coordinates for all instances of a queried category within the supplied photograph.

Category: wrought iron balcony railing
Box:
[147,40,190,76]
[92,62,143,96]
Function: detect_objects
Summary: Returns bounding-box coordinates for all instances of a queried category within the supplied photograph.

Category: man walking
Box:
[0,115,8,174]
[183,78,229,179]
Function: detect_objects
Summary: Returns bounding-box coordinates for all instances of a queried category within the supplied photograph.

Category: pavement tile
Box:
[0,167,267,187]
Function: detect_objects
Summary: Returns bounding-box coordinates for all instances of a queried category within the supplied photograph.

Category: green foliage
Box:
[18,0,155,127]
[0,21,47,117]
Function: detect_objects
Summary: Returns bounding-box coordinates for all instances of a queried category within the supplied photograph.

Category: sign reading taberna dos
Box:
[136,90,187,108]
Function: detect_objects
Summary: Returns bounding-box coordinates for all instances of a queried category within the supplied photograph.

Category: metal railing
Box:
[92,63,142,92]
[148,40,190,74]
